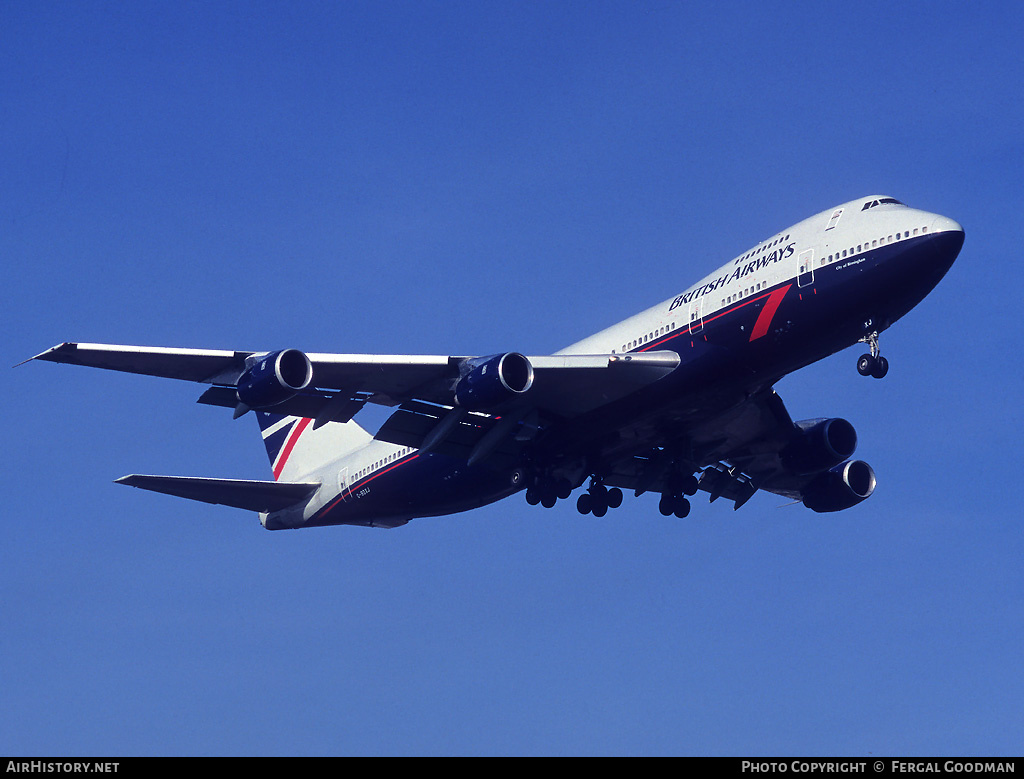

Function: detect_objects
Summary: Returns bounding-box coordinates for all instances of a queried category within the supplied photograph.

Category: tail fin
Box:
[256,412,372,481]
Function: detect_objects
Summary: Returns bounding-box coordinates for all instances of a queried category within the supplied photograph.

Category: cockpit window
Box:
[862,198,905,210]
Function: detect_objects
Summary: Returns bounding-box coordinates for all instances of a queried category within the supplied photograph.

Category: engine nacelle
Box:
[454,352,534,411]
[236,349,313,409]
[782,418,858,475]
[802,460,877,513]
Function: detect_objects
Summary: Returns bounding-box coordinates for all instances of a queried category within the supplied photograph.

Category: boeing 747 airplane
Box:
[29,196,964,529]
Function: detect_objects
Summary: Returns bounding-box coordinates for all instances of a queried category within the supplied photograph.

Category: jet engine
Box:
[801,460,877,513]
[454,352,534,411]
[782,418,858,475]
[235,349,313,409]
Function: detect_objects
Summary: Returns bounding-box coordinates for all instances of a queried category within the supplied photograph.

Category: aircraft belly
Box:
[301,453,515,529]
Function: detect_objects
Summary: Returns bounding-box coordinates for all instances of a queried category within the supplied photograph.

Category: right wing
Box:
[597,389,875,513]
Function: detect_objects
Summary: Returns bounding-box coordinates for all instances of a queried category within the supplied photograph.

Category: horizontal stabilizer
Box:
[115,474,320,512]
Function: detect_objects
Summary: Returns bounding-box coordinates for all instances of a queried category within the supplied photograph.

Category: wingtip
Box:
[15,342,76,368]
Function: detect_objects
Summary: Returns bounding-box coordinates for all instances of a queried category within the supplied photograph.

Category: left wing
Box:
[28,342,251,383]
[28,342,680,423]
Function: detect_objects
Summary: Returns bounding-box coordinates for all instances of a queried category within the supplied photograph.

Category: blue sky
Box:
[3,1,1022,756]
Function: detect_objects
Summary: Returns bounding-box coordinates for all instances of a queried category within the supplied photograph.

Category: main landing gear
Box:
[523,474,573,509]
[657,470,699,518]
[856,331,889,379]
[576,478,623,517]
[519,467,625,516]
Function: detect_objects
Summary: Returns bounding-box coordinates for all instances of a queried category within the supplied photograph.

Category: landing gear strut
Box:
[856,331,889,379]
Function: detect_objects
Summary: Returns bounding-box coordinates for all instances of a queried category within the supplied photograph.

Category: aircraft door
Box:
[688,296,704,334]
[796,248,815,288]
[337,466,352,501]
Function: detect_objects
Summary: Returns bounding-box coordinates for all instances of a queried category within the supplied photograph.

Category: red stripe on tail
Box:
[273,417,313,480]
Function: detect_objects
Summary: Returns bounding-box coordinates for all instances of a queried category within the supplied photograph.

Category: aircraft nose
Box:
[930,214,964,236]
[926,213,965,275]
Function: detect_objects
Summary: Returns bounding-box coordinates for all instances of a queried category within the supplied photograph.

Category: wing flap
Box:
[196,386,367,426]
[115,474,320,512]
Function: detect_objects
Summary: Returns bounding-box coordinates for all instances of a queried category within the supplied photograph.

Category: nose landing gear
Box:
[856,331,889,379]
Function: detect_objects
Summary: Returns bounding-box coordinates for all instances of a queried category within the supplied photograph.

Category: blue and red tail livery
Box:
[256,413,295,473]
[256,413,314,480]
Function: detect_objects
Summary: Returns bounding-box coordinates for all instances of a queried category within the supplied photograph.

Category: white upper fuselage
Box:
[558,196,962,356]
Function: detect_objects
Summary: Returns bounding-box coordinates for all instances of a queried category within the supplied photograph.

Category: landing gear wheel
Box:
[576,492,593,515]
[871,355,889,379]
[555,478,573,500]
[578,476,620,517]
[857,330,887,379]
[659,493,691,518]
[525,487,541,506]
[587,482,609,516]
[681,473,699,496]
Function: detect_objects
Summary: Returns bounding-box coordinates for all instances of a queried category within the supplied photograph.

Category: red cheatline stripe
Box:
[637,283,791,352]
[749,284,792,341]
[273,417,313,480]
[321,453,421,516]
